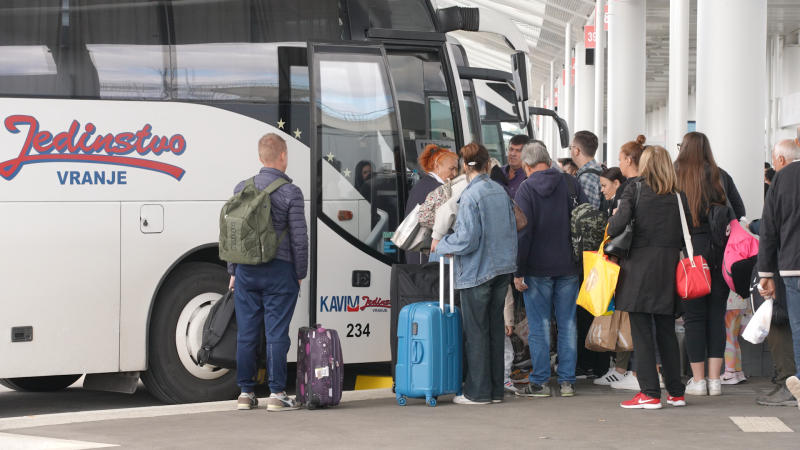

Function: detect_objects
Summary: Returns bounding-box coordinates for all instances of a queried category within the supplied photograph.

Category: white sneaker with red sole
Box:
[667,395,686,406]
[620,393,662,409]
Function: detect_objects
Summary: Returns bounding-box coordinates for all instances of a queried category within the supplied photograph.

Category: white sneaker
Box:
[707,378,722,396]
[685,378,707,396]
[735,371,747,383]
[594,368,625,386]
[610,371,640,391]
[786,376,800,409]
[452,395,490,405]
[721,372,741,385]
[659,373,665,389]
[503,380,518,393]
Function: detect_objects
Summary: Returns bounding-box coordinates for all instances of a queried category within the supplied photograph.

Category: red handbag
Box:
[675,193,712,300]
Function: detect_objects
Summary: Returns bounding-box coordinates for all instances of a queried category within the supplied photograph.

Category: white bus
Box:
[0,0,534,403]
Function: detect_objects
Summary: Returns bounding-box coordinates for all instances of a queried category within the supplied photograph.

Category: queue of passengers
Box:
[404,130,800,410]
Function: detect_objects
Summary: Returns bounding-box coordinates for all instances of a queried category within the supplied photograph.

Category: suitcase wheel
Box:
[397,396,407,406]
[306,402,317,411]
[426,397,436,407]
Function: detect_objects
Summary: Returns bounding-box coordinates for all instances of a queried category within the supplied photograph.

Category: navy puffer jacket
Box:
[226,167,308,279]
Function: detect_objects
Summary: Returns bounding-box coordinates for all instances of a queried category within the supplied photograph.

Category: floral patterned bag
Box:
[418,181,453,228]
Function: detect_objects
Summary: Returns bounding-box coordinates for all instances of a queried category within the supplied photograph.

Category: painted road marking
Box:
[730,417,794,432]
[0,432,117,449]
[0,388,395,431]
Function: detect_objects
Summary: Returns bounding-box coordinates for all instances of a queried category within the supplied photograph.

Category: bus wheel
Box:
[0,375,81,392]
[141,262,239,404]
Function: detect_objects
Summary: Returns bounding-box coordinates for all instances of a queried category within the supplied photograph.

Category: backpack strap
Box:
[578,168,602,178]
[263,177,291,245]
[245,177,256,188]
[264,177,289,193]
[563,173,578,208]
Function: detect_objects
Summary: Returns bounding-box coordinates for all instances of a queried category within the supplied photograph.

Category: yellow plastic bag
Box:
[577,235,620,317]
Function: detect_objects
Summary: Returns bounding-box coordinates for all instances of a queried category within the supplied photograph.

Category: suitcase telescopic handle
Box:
[439,255,455,314]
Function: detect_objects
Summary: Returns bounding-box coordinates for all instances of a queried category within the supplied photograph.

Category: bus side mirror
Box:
[554,116,570,149]
[529,107,571,149]
[511,52,531,127]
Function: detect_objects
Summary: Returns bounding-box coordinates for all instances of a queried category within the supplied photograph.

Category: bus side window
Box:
[0,1,65,98]
[386,51,458,175]
[0,1,170,100]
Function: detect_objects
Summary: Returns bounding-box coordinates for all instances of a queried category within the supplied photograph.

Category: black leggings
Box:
[683,233,728,362]
[630,312,685,399]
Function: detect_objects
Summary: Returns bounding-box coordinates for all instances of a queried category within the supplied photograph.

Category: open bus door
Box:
[306,36,465,362]
[307,42,407,362]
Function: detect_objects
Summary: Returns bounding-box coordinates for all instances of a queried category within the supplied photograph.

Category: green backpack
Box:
[563,173,608,263]
[219,177,289,265]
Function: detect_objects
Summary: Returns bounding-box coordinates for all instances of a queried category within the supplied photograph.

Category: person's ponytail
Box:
[460,142,490,172]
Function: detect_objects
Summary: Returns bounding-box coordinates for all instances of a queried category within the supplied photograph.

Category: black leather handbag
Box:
[604,182,640,259]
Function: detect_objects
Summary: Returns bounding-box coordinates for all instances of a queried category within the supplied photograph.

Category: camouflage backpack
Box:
[563,173,608,264]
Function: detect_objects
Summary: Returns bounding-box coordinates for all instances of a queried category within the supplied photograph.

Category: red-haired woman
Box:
[404,144,458,263]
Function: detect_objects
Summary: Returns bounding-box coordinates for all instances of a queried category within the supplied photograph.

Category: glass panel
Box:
[366,0,434,32]
[482,123,504,164]
[464,95,478,144]
[0,1,63,97]
[0,0,169,99]
[172,42,288,102]
[71,0,169,100]
[171,0,347,44]
[386,51,457,174]
[428,96,455,142]
[315,51,402,260]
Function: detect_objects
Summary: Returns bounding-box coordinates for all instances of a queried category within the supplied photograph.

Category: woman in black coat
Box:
[674,131,746,396]
[404,145,458,264]
[608,145,688,409]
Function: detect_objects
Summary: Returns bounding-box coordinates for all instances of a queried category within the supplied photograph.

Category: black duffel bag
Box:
[197,289,265,369]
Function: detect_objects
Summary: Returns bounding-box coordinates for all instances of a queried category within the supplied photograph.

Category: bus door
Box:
[307,42,407,362]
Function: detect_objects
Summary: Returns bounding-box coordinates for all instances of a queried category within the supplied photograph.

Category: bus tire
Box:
[0,375,81,392]
[141,262,239,404]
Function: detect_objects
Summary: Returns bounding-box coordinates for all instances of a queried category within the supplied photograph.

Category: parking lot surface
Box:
[1,376,798,449]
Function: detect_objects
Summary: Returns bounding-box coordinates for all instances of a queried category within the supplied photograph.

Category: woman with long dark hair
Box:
[675,132,746,396]
[354,160,374,191]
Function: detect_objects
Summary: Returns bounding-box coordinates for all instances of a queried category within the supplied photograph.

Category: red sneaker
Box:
[620,393,662,409]
[667,395,685,406]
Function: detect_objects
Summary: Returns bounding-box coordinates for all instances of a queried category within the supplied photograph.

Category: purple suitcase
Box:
[296,324,343,410]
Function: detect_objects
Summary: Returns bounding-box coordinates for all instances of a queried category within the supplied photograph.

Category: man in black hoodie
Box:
[758,138,800,407]
[513,141,588,398]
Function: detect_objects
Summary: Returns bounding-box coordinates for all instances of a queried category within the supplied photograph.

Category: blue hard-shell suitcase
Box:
[395,256,462,407]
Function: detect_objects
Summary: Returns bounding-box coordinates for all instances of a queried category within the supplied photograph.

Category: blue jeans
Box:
[523,275,580,385]
[234,259,299,394]
[784,276,800,377]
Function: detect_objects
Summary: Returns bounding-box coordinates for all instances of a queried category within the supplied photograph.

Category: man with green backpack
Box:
[219,133,308,412]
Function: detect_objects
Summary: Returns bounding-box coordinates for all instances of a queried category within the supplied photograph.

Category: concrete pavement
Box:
[2,377,798,449]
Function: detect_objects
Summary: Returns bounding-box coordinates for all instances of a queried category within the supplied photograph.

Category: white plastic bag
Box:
[742,298,772,344]
[391,203,422,250]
